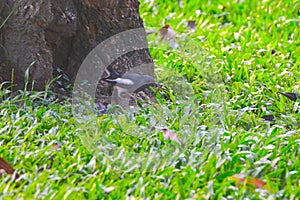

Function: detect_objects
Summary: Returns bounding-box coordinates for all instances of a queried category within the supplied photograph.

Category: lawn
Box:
[1,0,299,199]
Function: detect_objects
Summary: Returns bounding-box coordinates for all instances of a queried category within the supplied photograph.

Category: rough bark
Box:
[0,0,154,106]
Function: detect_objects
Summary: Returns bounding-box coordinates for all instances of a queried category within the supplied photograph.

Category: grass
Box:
[1,0,300,199]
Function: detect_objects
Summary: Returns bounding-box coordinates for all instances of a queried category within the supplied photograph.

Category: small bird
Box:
[102,68,160,98]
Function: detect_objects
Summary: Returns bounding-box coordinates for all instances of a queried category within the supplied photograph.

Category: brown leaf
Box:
[51,145,61,150]
[0,157,19,178]
[158,24,175,41]
[154,127,183,147]
[261,114,277,122]
[231,174,267,190]
[186,20,197,31]
[279,92,298,101]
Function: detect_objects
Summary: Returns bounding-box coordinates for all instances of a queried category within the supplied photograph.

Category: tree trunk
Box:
[0,0,154,106]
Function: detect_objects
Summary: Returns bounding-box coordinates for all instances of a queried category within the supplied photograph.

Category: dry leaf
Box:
[154,127,183,147]
[0,157,19,178]
[279,92,298,101]
[186,20,197,31]
[231,174,267,190]
[261,115,277,122]
[51,145,61,150]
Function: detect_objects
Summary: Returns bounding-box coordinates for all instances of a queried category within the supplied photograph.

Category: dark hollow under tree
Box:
[0,0,154,106]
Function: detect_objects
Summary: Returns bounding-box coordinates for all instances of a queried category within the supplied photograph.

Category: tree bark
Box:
[0,0,153,106]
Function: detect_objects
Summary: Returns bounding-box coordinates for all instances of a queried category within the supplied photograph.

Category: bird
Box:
[102,68,161,98]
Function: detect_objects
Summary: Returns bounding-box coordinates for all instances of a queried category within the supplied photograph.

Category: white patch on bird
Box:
[106,78,134,85]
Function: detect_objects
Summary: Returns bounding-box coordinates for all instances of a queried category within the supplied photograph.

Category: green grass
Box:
[1,0,300,199]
